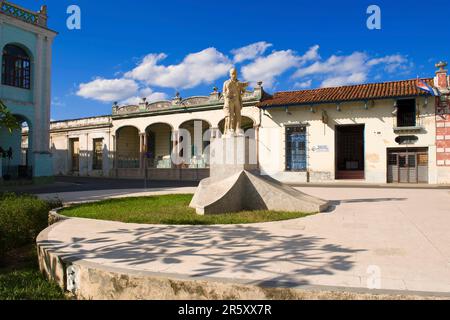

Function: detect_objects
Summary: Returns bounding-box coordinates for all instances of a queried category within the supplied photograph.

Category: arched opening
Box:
[145,123,173,169]
[218,116,255,135]
[2,44,32,89]
[178,120,211,168]
[0,115,32,179]
[116,126,140,169]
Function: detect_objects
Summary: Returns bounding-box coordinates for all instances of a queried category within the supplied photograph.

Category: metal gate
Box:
[387,149,428,183]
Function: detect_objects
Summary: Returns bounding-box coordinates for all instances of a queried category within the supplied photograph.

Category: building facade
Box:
[0,1,56,180]
[49,63,450,185]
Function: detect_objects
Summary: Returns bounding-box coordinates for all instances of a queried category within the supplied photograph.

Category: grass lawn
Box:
[0,246,67,300]
[60,194,314,225]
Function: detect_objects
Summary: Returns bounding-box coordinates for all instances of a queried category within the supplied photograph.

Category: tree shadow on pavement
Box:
[38,223,366,287]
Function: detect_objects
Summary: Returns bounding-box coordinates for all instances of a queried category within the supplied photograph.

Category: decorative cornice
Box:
[0,1,46,26]
[50,116,112,133]
[0,1,57,36]
[112,85,265,117]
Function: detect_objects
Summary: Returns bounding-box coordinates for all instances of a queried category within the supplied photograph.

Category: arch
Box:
[2,42,34,60]
[145,122,174,132]
[115,126,140,169]
[2,43,32,89]
[114,124,140,136]
[178,119,212,168]
[145,123,173,169]
[0,114,33,179]
[179,118,212,130]
[13,114,33,129]
[218,116,255,134]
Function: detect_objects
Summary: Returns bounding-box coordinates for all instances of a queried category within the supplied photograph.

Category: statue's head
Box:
[229,68,237,81]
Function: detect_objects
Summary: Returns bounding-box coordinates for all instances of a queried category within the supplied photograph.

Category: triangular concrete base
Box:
[190,170,330,215]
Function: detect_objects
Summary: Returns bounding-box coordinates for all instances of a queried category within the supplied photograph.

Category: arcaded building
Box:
[48,63,450,185]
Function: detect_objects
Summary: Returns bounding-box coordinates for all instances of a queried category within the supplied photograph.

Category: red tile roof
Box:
[257,78,434,108]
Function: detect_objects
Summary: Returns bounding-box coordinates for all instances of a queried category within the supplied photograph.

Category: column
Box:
[112,135,117,170]
[66,134,70,174]
[171,130,179,168]
[84,133,89,176]
[43,36,53,153]
[32,34,43,153]
[254,124,260,169]
[139,133,146,171]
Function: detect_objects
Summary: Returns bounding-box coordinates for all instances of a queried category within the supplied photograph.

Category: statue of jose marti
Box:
[222,68,249,136]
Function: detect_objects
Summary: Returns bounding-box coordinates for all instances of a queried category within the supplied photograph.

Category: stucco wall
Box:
[50,125,112,177]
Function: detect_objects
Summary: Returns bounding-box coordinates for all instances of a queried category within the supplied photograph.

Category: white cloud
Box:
[241,45,320,88]
[293,52,368,79]
[368,54,406,66]
[302,45,321,61]
[240,50,298,88]
[231,41,272,63]
[125,48,232,89]
[293,51,409,88]
[368,54,409,73]
[120,88,169,105]
[77,78,139,102]
[76,43,412,107]
[294,80,312,89]
[321,73,367,88]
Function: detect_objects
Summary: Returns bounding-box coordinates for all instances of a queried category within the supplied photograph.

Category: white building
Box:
[0,1,56,181]
[48,63,450,185]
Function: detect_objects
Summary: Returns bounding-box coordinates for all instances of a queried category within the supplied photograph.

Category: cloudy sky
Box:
[15,0,450,120]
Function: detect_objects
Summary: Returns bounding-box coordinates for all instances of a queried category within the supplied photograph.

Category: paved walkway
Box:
[40,187,450,294]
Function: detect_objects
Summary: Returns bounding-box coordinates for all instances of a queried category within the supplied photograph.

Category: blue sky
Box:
[13,0,450,120]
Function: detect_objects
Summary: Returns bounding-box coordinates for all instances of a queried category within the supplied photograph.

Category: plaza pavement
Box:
[38,186,450,295]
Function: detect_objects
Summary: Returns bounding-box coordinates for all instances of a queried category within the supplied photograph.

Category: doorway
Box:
[387,148,428,183]
[335,124,365,180]
[69,138,80,172]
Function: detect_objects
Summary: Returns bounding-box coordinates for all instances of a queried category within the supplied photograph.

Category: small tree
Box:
[0,100,20,133]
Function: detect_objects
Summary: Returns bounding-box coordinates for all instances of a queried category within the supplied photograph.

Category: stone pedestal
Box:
[190,136,329,215]
[209,135,258,179]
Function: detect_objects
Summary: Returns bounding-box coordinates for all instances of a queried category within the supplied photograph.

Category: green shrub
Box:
[0,193,51,261]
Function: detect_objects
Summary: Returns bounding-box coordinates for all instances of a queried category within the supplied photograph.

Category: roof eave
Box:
[257,93,431,109]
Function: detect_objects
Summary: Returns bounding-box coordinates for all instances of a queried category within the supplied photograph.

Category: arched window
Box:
[2,44,31,89]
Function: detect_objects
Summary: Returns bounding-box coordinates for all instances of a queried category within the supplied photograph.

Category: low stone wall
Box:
[48,208,69,225]
[115,168,142,179]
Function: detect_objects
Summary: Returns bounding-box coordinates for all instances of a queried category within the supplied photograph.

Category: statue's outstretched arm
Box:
[240,82,249,93]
